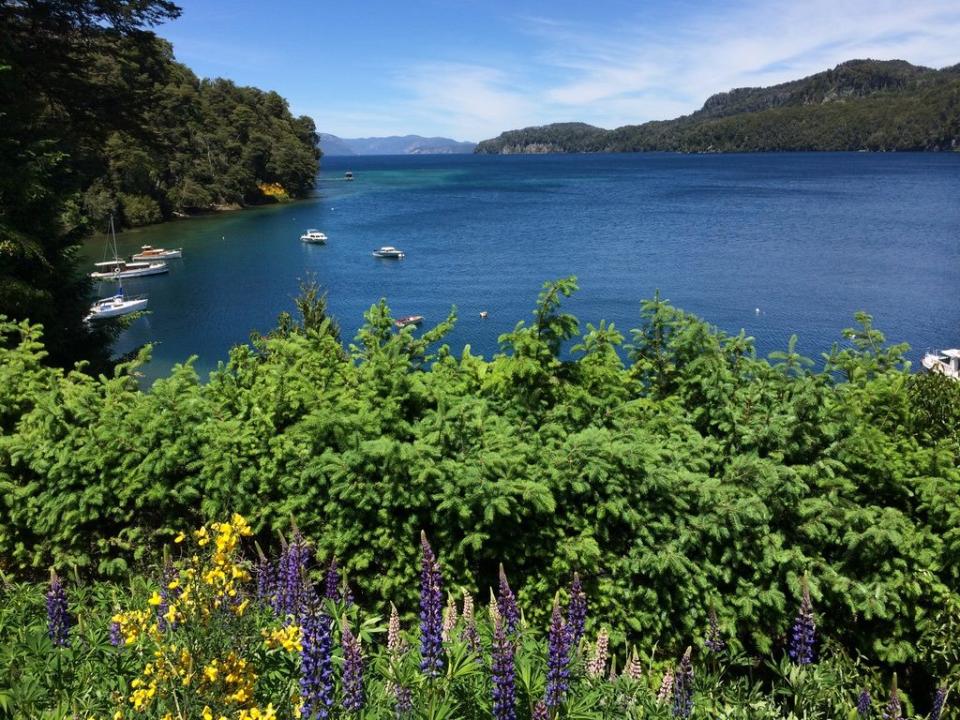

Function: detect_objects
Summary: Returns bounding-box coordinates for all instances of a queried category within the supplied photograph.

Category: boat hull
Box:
[86,296,149,320]
[91,264,168,279]
[132,249,182,261]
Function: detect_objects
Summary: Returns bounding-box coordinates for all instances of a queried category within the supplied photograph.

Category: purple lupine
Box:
[342,621,365,713]
[46,570,70,648]
[419,531,444,678]
[672,647,694,719]
[533,701,549,720]
[109,619,122,647]
[323,556,340,601]
[789,578,816,665]
[276,534,309,619]
[491,617,517,720]
[882,675,901,720]
[566,572,587,648]
[394,685,413,716]
[930,687,947,720]
[498,564,520,635]
[299,611,335,719]
[705,607,725,653]
[545,597,571,708]
[857,689,872,718]
[257,556,275,603]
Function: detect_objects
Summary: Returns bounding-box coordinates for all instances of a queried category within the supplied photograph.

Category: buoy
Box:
[755,308,760,314]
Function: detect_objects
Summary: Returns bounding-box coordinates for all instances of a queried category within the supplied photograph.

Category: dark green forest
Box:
[0,0,320,369]
[2,278,959,695]
[476,60,960,154]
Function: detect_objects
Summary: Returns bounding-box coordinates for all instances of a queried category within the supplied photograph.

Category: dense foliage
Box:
[0,0,320,369]
[475,60,960,153]
[0,515,953,718]
[1,279,958,700]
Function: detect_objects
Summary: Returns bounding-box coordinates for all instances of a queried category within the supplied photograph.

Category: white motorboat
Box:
[132,245,182,261]
[345,171,354,181]
[921,349,960,379]
[85,289,148,321]
[300,229,328,244]
[91,259,168,279]
[372,246,405,259]
[395,315,424,328]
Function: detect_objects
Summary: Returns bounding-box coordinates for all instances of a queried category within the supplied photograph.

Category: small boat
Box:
[344,171,354,181]
[921,349,960,379]
[372,246,405,259]
[300,229,328,244]
[479,311,489,319]
[395,315,424,329]
[85,288,148,321]
[91,259,168,279]
[132,245,182,261]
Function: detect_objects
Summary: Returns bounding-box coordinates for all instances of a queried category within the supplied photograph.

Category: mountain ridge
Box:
[320,133,476,156]
[475,59,960,154]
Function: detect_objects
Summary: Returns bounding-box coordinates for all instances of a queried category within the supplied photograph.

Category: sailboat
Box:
[86,216,150,321]
[90,216,168,279]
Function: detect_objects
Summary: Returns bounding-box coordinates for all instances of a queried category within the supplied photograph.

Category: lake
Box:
[86,152,960,384]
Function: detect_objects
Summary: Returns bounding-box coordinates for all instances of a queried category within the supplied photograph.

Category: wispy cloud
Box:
[379,0,960,140]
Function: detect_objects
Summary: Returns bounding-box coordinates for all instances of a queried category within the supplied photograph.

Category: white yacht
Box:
[921,349,960,379]
[300,229,328,244]
[86,289,148,321]
[372,246,405,259]
[344,171,354,181]
[91,259,168,279]
[132,245,182,261]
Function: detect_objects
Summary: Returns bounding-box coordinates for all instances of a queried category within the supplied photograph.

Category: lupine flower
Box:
[532,701,549,720]
[657,669,674,705]
[672,647,694,719]
[388,602,404,656]
[545,596,571,708]
[705,607,725,653]
[442,593,459,642]
[491,617,517,720]
[109,619,122,647]
[489,588,502,628]
[46,570,70,648]
[461,590,481,656]
[419,531,444,678]
[323,556,340,601]
[299,612,334,719]
[857,689,872,718]
[342,579,355,607]
[394,685,413,716]
[462,589,475,623]
[607,655,618,682]
[587,628,609,678]
[256,556,276,603]
[882,674,901,720]
[624,648,643,680]
[789,577,816,665]
[566,572,587,648]
[342,621,365,713]
[498,564,520,635]
[276,533,309,619]
[930,687,947,720]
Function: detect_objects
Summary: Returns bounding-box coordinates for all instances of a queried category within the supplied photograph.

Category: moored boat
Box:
[395,315,424,329]
[132,245,182,261]
[921,349,960,379]
[85,289,148,321]
[372,246,405,259]
[300,229,328,244]
[91,259,168,279]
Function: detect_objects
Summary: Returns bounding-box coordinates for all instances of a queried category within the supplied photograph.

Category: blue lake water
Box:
[86,153,960,384]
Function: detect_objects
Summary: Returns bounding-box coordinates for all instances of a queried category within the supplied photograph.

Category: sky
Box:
[156,0,960,142]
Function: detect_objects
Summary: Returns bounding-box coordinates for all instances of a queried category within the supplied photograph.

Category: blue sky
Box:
[157,1,960,141]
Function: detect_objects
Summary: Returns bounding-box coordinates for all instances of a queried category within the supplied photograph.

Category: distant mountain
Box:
[320,133,476,156]
[476,60,960,154]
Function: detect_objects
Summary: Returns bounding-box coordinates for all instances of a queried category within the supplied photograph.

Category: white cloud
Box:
[380,0,960,140]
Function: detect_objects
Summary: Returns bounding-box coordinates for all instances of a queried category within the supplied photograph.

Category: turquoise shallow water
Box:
[84,153,960,384]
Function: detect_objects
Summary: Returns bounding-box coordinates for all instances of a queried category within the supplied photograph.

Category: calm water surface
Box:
[85,153,960,384]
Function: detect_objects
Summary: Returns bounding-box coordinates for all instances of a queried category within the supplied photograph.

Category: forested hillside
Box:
[0,0,320,369]
[476,60,960,153]
[2,279,958,696]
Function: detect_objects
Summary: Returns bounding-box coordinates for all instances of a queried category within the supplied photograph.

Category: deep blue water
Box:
[86,153,960,384]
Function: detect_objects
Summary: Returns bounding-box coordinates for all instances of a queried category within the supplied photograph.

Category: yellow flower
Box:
[202,707,213,720]
[163,603,177,625]
[204,662,219,683]
[235,598,250,616]
[174,531,186,543]
[148,591,162,606]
